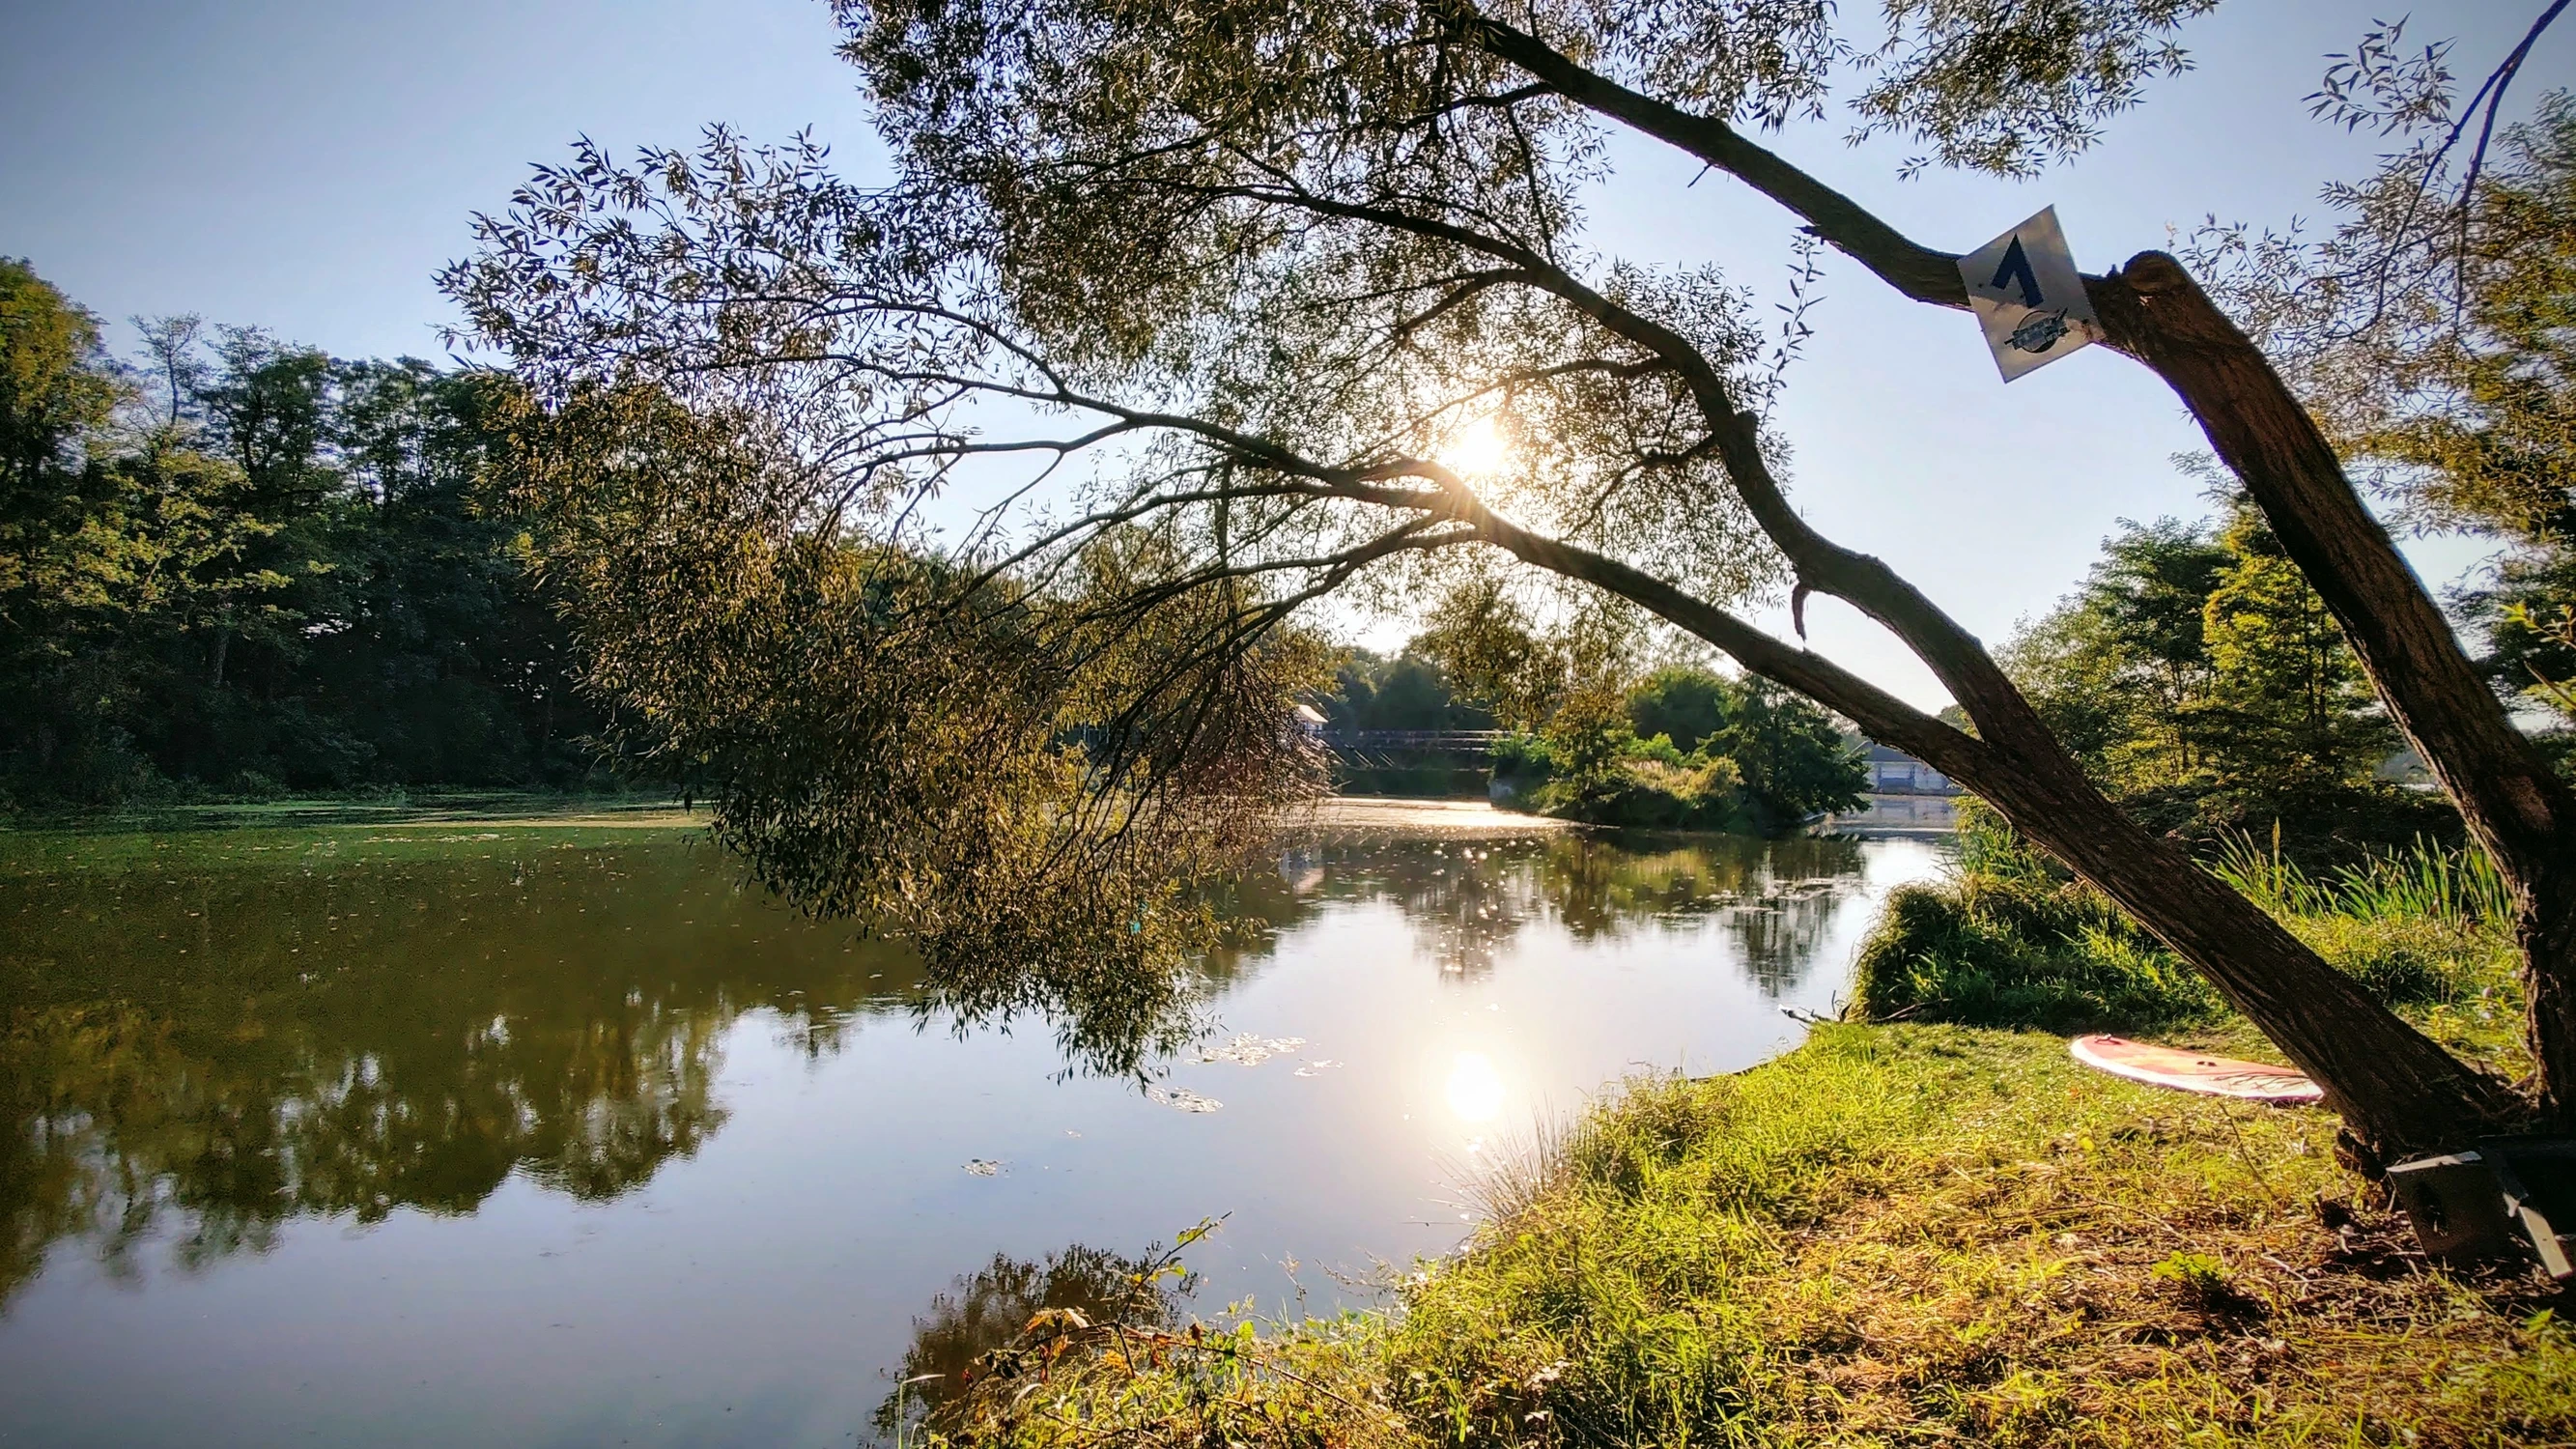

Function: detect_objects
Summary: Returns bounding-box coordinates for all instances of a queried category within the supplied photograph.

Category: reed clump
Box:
[1852,810,2522,1067]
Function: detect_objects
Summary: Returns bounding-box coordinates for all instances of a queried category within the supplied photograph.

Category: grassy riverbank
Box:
[918,1028,2568,1446]
[914,838,2569,1447]
[0,787,684,834]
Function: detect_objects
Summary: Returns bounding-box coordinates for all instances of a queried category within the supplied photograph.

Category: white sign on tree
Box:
[1958,206,2103,382]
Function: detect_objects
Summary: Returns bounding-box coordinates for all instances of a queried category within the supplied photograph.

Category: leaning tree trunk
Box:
[1461,14,2576,1142]
[1465,514,2518,1156]
[2097,254,2576,1129]
[1939,735,2520,1156]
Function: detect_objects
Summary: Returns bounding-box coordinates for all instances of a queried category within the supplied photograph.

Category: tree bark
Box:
[2095,254,2576,1124]
[1954,750,2518,1153]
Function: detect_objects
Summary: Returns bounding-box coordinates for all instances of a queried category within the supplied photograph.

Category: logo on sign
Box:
[1958,207,2102,382]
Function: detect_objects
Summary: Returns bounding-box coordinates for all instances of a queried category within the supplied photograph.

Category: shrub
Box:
[1525,754,1753,832]
[1486,730,1553,781]
[1855,809,2518,1032]
[1539,686,1632,792]
[1621,731,1686,766]
[1852,882,2221,1030]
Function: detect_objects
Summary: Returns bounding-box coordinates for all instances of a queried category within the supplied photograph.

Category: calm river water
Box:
[0,802,1941,1447]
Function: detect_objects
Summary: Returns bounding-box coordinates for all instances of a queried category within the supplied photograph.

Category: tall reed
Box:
[2210,826,2509,930]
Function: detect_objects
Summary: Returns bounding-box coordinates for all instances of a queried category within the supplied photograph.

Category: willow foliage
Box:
[442,0,2228,1065]
[499,387,1329,1072]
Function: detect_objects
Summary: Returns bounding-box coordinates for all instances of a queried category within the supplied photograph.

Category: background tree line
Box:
[2199,87,2576,744]
[0,250,1859,828]
[0,259,607,809]
[1325,634,1866,832]
[2004,492,2449,864]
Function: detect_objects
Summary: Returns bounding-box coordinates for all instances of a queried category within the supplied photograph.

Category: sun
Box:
[1437,415,1512,478]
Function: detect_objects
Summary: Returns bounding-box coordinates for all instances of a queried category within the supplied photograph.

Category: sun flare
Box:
[1437,415,1511,478]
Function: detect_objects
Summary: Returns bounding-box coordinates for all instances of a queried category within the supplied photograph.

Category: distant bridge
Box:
[1310,729,1503,775]
[1316,729,1503,751]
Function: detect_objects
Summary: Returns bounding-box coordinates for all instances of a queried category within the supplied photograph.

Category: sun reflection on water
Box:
[1444,1051,1505,1122]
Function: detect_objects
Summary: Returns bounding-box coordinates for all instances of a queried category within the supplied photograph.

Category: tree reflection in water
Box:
[0,828,907,1308]
[870,1242,1190,1442]
[1224,830,1866,988]
[3,823,1874,1308]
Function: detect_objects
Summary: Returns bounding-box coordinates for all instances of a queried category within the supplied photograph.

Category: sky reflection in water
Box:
[0,811,1942,1447]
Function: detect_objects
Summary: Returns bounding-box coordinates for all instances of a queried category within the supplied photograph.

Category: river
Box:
[0,801,1942,1447]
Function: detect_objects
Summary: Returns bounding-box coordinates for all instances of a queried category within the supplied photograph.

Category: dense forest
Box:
[0,260,605,808]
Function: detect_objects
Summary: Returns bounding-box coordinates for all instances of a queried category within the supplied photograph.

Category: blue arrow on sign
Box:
[1990,236,2043,308]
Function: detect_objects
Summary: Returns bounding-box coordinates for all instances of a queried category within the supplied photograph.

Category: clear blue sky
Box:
[4,1,2561,709]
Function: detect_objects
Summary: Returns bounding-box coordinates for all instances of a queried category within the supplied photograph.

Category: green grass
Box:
[1850,878,2227,1032]
[1849,826,2524,1071]
[2208,830,2511,927]
[919,1028,2570,1446]
[1383,1027,2568,1446]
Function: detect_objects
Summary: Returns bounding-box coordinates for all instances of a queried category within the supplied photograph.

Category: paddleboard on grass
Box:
[2070,1034,2325,1103]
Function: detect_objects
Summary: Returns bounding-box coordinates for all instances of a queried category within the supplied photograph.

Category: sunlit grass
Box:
[2210,830,2511,930]
[1850,831,2527,1071]
[1383,1027,2568,1445]
[920,1027,2571,1446]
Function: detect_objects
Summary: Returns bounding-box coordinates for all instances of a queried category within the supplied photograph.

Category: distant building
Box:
[1865,743,1957,795]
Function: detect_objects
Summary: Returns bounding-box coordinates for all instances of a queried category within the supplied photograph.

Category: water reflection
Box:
[871,1242,1189,1441]
[1230,830,1867,988]
[1,830,901,1309]
[1444,1052,1506,1122]
[2,821,1884,1315]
